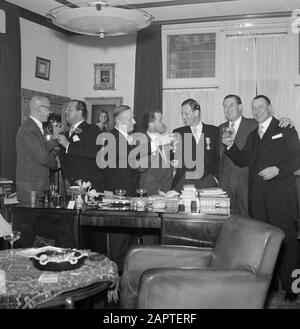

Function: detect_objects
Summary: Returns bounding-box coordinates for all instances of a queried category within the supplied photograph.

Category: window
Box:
[162,25,220,89]
[167,33,216,79]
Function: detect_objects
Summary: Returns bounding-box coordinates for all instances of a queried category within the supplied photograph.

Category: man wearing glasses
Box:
[16,95,60,203]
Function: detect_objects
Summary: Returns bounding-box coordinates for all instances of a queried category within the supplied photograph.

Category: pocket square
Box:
[272,133,283,139]
[72,135,80,142]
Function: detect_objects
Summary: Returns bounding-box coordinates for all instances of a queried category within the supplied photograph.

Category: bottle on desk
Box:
[43,190,49,206]
[191,200,197,213]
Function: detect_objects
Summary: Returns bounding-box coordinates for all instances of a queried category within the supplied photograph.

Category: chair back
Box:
[210,216,284,276]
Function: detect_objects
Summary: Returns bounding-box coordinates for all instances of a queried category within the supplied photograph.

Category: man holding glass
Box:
[219,94,294,217]
[16,96,60,203]
[222,95,300,302]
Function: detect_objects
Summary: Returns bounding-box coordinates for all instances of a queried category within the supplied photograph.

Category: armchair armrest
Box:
[123,245,213,273]
[137,268,270,309]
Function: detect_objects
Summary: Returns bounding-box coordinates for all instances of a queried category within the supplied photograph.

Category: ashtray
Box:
[30,248,88,272]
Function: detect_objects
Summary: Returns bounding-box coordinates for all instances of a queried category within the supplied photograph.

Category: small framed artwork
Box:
[35,56,51,81]
[94,63,115,90]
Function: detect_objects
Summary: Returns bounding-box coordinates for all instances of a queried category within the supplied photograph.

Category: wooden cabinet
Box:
[11,206,79,249]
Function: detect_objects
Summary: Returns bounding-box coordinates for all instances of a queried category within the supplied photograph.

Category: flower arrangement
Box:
[74,180,100,205]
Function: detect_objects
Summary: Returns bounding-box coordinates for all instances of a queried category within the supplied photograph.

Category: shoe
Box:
[285,291,298,302]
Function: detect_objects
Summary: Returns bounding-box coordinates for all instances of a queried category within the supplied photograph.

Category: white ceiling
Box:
[6,0,300,22]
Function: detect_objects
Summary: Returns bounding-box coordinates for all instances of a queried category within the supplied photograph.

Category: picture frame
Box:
[85,97,123,129]
[94,63,115,90]
[35,56,51,81]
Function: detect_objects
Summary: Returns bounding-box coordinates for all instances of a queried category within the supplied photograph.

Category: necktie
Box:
[258,124,264,139]
[192,127,199,143]
[230,121,236,138]
[158,145,167,164]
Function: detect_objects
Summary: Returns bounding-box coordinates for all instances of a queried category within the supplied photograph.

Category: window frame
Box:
[162,24,222,89]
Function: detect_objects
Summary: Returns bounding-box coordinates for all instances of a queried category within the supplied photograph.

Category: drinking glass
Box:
[136,188,147,198]
[115,189,126,198]
[3,231,21,255]
[221,127,234,139]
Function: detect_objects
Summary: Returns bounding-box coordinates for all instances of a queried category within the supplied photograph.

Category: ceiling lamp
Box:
[46,1,154,38]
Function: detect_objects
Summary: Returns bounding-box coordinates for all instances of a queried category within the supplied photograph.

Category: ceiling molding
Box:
[124,0,239,9]
[154,11,292,25]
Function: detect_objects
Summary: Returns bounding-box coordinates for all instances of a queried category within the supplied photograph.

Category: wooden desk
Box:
[161,213,226,247]
[80,209,161,229]
[12,205,80,249]
[11,205,226,249]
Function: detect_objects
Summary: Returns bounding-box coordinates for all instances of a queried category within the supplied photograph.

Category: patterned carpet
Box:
[265,290,300,309]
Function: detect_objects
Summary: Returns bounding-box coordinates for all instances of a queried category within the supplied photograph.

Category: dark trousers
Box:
[219,170,249,217]
[108,229,138,273]
[250,180,299,292]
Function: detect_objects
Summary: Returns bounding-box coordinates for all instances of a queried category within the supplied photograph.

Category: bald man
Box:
[16,95,59,203]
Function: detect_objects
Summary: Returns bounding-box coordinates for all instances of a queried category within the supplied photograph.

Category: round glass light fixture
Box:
[46,1,154,37]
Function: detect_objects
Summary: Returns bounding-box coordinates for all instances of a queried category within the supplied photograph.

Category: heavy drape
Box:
[134,24,162,132]
[225,34,295,130]
[0,0,21,180]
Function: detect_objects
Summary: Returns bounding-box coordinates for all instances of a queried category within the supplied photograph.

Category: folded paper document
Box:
[0,213,12,237]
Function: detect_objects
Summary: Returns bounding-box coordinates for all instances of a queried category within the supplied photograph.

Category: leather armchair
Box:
[120,216,284,309]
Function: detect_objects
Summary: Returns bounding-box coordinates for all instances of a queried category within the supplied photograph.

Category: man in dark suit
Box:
[139,109,173,196]
[57,100,106,254]
[172,98,220,192]
[16,96,59,203]
[219,94,295,217]
[57,100,104,192]
[223,95,300,301]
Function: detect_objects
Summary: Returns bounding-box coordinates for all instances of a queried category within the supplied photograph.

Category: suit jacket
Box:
[59,121,104,191]
[219,117,257,176]
[172,123,220,190]
[16,117,58,202]
[226,117,300,217]
[138,132,173,195]
[104,128,144,196]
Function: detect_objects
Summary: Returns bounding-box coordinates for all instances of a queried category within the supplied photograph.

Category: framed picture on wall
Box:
[35,56,51,81]
[85,97,123,127]
[94,63,115,90]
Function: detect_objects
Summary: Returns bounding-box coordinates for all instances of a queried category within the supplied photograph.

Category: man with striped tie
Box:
[223,95,300,302]
[219,94,294,217]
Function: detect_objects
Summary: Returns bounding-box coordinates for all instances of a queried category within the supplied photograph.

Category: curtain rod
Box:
[226,31,288,37]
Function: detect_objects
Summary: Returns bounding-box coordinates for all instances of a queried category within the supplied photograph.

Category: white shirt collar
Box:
[259,116,273,134]
[190,121,203,135]
[30,115,44,135]
[147,131,160,141]
[115,126,131,141]
[229,115,242,132]
[71,120,84,131]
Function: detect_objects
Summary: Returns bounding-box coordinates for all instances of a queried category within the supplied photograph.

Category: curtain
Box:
[256,35,292,120]
[224,36,256,117]
[0,0,21,180]
[163,88,222,132]
[134,24,162,132]
[224,34,296,130]
[293,87,300,135]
